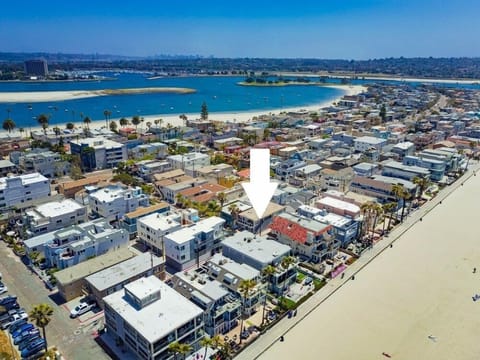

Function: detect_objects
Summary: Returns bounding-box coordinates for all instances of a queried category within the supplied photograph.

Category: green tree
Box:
[53,126,61,138]
[412,176,429,201]
[391,184,409,223]
[66,122,75,130]
[206,200,221,216]
[109,120,118,133]
[29,303,54,352]
[379,104,387,123]
[132,115,141,132]
[238,279,257,344]
[201,101,208,120]
[2,118,15,133]
[119,117,128,127]
[167,342,192,360]
[217,192,226,207]
[83,116,91,130]
[103,109,112,128]
[228,203,240,229]
[261,265,276,325]
[37,113,50,135]
[382,202,397,233]
[179,113,187,126]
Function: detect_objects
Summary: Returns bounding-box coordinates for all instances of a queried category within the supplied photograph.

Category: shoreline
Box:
[0,87,196,103]
[1,84,366,136]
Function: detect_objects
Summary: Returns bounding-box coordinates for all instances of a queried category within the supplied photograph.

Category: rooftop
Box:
[124,202,170,220]
[70,136,124,149]
[355,136,386,145]
[165,217,225,245]
[104,276,203,343]
[137,211,181,232]
[270,213,331,244]
[222,230,291,265]
[54,248,136,286]
[86,253,164,292]
[239,202,284,221]
[317,196,361,213]
[27,199,84,219]
[0,172,48,190]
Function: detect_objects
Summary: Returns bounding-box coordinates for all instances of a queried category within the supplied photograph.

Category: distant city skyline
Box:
[1,0,479,59]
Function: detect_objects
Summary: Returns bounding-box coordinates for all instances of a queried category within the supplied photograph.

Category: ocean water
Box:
[0,73,478,128]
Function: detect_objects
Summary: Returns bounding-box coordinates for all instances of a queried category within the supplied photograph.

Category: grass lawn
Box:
[279,297,297,310]
[313,278,326,291]
[296,272,306,282]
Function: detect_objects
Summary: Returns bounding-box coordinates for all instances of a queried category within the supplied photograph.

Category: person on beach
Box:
[473,267,477,273]
[279,336,284,342]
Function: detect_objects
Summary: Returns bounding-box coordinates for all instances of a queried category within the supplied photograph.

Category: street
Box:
[0,243,111,360]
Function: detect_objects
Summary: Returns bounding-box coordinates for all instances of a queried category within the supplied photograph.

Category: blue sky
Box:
[1,0,478,59]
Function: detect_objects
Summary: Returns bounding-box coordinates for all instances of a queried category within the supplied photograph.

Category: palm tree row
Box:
[238,279,257,344]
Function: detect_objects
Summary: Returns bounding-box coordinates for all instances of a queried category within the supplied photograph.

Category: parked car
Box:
[1,311,28,330]
[12,323,34,338]
[8,319,27,334]
[304,276,313,285]
[14,328,40,345]
[70,300,96,318]
[0,295,17,305]
[18,334,42,351]
[21,338,45,358]
[0,282,7,295]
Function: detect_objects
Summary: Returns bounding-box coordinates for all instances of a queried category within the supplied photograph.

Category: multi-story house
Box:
[391,141,415,160]
[350,175,417,202]
[104,276,204,360]
[25,199,87,237]
[120,202,170,239]
[316,196,361,218]
[85,252,165,308]
[269,213,339,263]
[221,231,296,295]
[205,254,265,317]
[17,149,70,178]
[70,137,127,170]
[172,268,241,336]
[382,160,431,181]
[0,159,16,177]
[403,155,446,181]
[88,184,149,222]
[0,173,50,210]
[24,218,129,269]
[275,158,307,181]
[167,152,210,177]
[137,211,183,255]
[164,217,225,271]
[236,202,284,234]
[353,136,387,152]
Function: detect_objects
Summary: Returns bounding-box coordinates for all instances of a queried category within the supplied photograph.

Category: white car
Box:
[0,283,7,295]
[70,301,95,318]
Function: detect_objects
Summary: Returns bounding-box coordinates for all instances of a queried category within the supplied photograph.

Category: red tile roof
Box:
[270,216,309,244]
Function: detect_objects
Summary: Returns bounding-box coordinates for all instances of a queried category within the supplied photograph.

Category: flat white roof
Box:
[355,136,386,145]
[104,276,203,343]
[165,217,224,245]
[317,196,360,213]
[137,212,181,232]
[89,185,130,202]
[0,172,48,190]
[31,199,83,218]
[71,136,124,149]
[314,212,351,227]
[222,230,291,265]
[86,253,164,292]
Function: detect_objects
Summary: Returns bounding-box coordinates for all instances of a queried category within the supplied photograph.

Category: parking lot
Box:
[0,241,111,360]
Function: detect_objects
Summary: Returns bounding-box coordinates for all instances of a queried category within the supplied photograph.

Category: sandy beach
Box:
[236,165,480,360]
[2,84,365,136]
[0,87,196,103]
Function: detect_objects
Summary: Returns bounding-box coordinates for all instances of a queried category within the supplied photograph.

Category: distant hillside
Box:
[1,53,480,79]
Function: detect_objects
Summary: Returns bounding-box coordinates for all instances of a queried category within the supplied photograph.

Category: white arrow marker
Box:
[242,148,278,219]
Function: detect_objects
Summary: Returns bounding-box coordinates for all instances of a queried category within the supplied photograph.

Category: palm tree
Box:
[53,126,61,138]
[238,279,257,344]
[261,265,276,325]
[200,336,214,360]
[382,202,397,233]
[103,109,111,128]
[175,193,186,208]
[280,256,295,294]
[119,117,128,128]
[2,118,16,133]
[83,116,91,130]
[146,121,152,131]
[217,192,226,207]
[132,115,141,132]
[29,303,54,352]
[217,340,234,360]
[369,202,383,238]
[109,120,118,133]
[206,200,221,216]
[412,176,430,201]
[66,122,75,130]
[179,114,188,126]
[201,102,208,120]
[19,127,25,138]
[168,341,192,360]
[360,202,373,239]
[391,184,408,223]
[228,203,240,229]
[37,113,50,135]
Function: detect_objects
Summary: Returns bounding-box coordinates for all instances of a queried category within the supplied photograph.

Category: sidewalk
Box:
[235,164,480,360]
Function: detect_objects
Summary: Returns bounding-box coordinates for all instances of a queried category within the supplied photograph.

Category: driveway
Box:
[0,242,111,360]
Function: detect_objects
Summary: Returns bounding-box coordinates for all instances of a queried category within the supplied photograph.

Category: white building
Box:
[353,136,387,152]
[17,150,70,178]
[0,173,50,210]
[25,199,87,237]
[137,211,183,255]
[88,184,149,222]
[70,137,127,170]
[167,152,210,177]
[104,276,204,360]
[164,217,225,271]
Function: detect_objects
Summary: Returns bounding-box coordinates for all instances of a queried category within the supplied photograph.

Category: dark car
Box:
[21,338,45,358]
[12,323,34,338]
[8,319,27,334]
[18,334,42,351]
[0,295,17,305]
[14,328,40,345]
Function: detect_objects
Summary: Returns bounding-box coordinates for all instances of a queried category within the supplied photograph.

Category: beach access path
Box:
[236,163,480,360]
